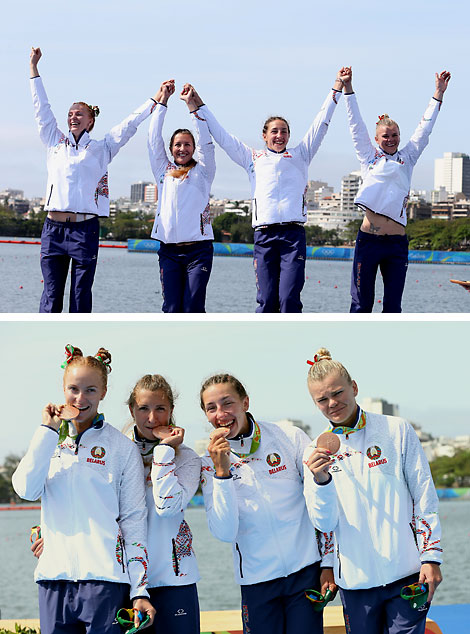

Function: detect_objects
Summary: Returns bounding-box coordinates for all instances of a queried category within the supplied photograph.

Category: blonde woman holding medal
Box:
[303,348,442,634]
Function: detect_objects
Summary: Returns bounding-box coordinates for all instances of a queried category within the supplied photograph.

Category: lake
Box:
[0,501,468,620]
[1,242,470,313]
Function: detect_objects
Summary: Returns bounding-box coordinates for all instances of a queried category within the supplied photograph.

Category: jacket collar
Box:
[67,129,91,147]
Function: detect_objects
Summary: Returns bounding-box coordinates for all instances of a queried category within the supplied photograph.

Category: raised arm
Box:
[30,46,41,78]
[12,403,65,500]
[29,47,64,148]
[200,429,239,542]
[302,443,340,533]
[190,85,253,171]
[104,82,164,163]
[341,66,377,165]
[297,69,344,163]
[147,80,175,178]
[150,431,201,516]
[181,83,216,183]
[403,70,451,165]
[434,70,451,101]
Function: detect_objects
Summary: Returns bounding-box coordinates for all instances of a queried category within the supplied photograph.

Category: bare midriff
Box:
[47,211,96,222]
[361,207,406,236]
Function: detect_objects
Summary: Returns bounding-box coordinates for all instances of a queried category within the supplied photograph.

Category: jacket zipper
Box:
[47,184,53,206]
[253,199,257,221]
[337,543,342,579]
[235,542,243,579]
[119,534,125,572]
[172,539,179,576]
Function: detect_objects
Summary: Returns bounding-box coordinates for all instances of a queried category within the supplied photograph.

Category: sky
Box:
[1,318,468,463]
[0,1,467,201]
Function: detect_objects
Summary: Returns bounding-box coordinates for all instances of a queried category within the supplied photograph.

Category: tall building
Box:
[144,184,158,204]
[434,152,470,197]
[360,397,399,416]
[340,171,362,215]
[305,180,329,209]
[130,181,152,203]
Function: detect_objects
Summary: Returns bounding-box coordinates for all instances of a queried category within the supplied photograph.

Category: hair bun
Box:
[61,344,83,368]
[315,347,332,361]
[95,347,112,373]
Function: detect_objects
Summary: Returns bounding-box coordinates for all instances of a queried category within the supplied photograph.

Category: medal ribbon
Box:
[230,419,261,458]
[327,410,366,437]
[57,413,104,445]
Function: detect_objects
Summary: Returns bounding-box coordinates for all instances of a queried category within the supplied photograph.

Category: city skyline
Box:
[1,319,468,463]
[1,1,466,201]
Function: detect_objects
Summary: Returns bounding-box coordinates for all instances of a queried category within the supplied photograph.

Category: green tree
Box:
[0,453,24,503]
[343,219,362,243]
[430,450,470,488]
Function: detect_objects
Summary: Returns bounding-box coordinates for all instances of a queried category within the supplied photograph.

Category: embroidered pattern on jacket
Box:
[115,528,124,569]
[200,203,211,235]
[94,173,109,206]
[316,529,334,557]
[413,515,443,555]
[172,519,193,575]
[128,542,149,587]
[54,134,69,152]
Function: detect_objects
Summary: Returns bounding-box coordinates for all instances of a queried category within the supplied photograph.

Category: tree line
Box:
[1,450,469,503]
[2,204,470,249]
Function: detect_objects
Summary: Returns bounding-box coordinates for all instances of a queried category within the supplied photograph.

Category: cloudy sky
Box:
[1,318,468,462]
[1,0,465,200]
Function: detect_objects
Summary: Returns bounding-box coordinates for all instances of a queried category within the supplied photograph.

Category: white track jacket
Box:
[148,104,215,244]
[198,90,341,228]
[12,420,149,599]
[303,410,442,590]
[201,418,333,586]
[31,76,155,216]
[129,428,201,587]
[345,93,442,226]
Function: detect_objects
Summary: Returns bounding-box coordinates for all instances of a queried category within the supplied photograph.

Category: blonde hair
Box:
[307,347,352,385]
[375,114,399,132]
[127,374,176,426]
[62,344,111,390]
[70,102,100,131]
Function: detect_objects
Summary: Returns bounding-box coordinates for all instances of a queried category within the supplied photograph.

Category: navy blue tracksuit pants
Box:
[148,583,200,634]
[240,562,323,634]
[253,224,306,313]
[38,580,128,634]
[350,229,408,313]
[340,573,430,634]
[39,216,99,313]
[158,240,213,313]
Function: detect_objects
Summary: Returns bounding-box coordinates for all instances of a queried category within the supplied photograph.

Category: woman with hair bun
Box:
[148,80,216,313]
[188,72,345,313]
[339,66,451,312]
[199,373,336,634]
[30,47,160,313]
[303,348,442,634]
[124,373,201,633]
[12,345,155,634]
